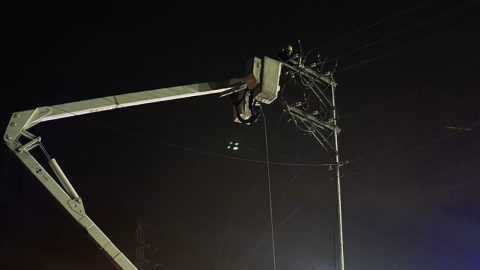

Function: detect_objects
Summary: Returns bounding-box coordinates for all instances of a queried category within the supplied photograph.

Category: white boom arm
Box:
[3,57,282,270]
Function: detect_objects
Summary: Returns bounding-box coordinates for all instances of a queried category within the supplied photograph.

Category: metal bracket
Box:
[68,198,86,216]
[328,160,349,170]
[4,107,53,143]
[17,137,41,153]
[339,160,349,166]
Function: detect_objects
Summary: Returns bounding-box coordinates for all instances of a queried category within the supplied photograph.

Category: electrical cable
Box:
[327,0,480,63]
[342,120,480,178]
[223,165,264,269]
[226,178,333,270]
[340,58,479,119]
[231,122,478,268]
[345,244,407,270]
[392,157,480,192]
[101,96,225,147]
[261,108,277,270]
[337,17,480,73]
[243,142,327,269]
[143,224,246,270]
[346,175,480,226]
[272,134,303,217]
[345,156,480,211]
[215,129,263,270]
[103,95,314,163]
[347,130,449,163]
[304,0,437,59]
[143,222,332,269]
[224,109,287,269]
[146,259,181,270]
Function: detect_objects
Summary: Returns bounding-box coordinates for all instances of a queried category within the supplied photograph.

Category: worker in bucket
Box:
[276,45,293,63]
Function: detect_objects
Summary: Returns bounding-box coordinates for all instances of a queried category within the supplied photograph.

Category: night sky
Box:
[1,1,480,270]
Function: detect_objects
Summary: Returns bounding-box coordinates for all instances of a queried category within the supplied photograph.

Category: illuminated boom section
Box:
[3,56,282,270]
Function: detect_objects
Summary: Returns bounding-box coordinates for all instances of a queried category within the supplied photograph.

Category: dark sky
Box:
[1,1,480,270]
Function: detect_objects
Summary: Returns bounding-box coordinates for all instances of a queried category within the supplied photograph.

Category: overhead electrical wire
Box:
[328,0,480,63]
[214,129,262,270]
[223,165,265,268]
[144,224,246,270]
[391,157,480,192]
[346,129,449,163]
[342,120,480,178]
[304,0,438,58]
[144,222,333,269]
[345,118,480,166]
[226,178,333,270]
[221,117,286,269]
[108,95,328,166]
[344,156,480,211]
[101,55,475,168]
[346,244,407,270]
[337,17,480,73]
[146,259,182,270]
[341,58,479,119]
[227,122,479,268]
[271,134,308,217]
[342,163,480,268]
[346,175,480,226]
[101,96,312,163]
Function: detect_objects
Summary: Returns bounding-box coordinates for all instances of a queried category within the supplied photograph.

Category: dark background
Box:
[1,0,480,269]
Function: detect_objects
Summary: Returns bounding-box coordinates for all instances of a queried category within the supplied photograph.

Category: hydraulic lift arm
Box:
[3,57,282,270]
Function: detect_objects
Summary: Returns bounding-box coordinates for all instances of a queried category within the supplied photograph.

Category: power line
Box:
[346,244,407,270]
[337,17,480,73]
[271,135,317,218]
[146,259,182,270]
[144,222,332,269]
[100,95,308,163]
[346,130,448,163]
[241,148,331,268]
[347,114,480,164]
[390,157,480,192]
[144,224,246,270]
[344,156,480,214]
[346,175,480,225]
[305,0,437,57]
[223,164,265,268]
[223,112,294,269]
[342,120,480,178]
[340,58,479,119]
[226,178,333,270]
[329,0,480,63]
[214,129,262,270]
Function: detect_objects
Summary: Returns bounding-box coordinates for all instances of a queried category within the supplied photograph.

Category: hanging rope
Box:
[261,107,276,270]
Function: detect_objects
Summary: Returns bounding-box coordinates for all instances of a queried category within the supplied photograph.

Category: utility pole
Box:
[281,58,344,270]
[331,83,344,270]
[135,222,147,270]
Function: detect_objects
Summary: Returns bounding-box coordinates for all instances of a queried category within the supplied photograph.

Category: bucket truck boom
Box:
[3,56,282,270]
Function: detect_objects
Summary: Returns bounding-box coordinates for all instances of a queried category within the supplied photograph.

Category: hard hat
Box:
[286,45,293,51]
